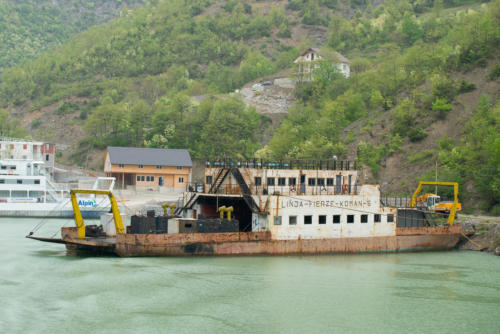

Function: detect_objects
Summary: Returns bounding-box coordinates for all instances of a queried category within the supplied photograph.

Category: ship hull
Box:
[61,226,462,257]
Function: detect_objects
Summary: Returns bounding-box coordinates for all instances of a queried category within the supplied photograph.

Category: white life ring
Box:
[8,170,13,175]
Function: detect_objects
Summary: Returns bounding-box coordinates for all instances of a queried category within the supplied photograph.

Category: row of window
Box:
[255,177,349,187]
[273,214,394,225]
[0,179,40,184]
[136,176,185,183]
[119,164,183,170]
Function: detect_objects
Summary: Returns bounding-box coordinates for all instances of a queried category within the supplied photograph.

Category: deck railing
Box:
[204,158,358,171]
[185,183,360,196]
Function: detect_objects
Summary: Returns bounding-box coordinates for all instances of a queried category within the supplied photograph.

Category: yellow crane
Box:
[70,189,125,239]
[409,181,461,226]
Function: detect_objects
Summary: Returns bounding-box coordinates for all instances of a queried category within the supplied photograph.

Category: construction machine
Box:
[409,181,462,226]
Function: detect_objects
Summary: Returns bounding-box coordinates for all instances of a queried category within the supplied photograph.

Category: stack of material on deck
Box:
[85,225,106,237]
[397,209,428,227]
[130,215,170,234]
[178,218,239,234]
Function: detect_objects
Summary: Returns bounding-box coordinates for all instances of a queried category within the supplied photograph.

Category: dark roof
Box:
[107,147,192,167]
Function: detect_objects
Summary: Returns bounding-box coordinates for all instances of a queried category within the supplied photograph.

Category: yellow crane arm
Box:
[70,189,125,239]
[409,181,459,226]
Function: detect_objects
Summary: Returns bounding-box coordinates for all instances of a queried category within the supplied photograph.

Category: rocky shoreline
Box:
[458,220,500,255]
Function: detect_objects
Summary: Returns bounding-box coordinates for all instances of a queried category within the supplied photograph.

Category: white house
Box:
[294,47,350,81]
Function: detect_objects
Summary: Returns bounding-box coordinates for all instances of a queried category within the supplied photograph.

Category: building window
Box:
[304,215,312,225]
[333,215,341,224]
[327,178,334,186]
[17,180,22,184]
[178,177,184,183]
[308,178,316,186]
[319,215,326,224]
[387,214,394,223]
[137,176,145,182]
[255,177,262,186]
[45,155,49,161]
[146,176,155,182]
[361,214,368,223]
[289,216,297,225]
[278,177,286,186]
[177,166,182,170]
[267,177,275,186]
[138,164,143,168]
[119,164,125,168]
[317,178,325,186]
[288,177,296,186]
[156,165,162,169]
[206,175,213,184]
[274,216,282,225]
[374,214,381,223]
[347,215,354,223]
[34,180,40,185]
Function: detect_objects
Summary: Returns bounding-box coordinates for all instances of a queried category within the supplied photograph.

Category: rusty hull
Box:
[60,226,462,257]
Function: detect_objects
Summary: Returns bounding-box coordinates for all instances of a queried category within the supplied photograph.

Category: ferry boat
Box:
[0,137,115,218]
[29,159,463,256]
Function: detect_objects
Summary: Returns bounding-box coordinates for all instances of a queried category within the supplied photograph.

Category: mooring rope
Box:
[460,231,483,251]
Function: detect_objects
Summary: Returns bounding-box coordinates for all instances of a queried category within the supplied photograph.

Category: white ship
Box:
[0,137,114,218]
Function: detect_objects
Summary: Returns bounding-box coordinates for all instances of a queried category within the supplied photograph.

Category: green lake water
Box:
[1,218,499,333]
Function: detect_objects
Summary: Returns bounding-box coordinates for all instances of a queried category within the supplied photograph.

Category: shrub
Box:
[458,80,476,94]
[432,98,452,120]
[408,127,427,142]
[31,119,42,128]
[488,63,500,81]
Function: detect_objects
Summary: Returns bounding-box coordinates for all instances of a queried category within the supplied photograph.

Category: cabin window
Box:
[34,180,40,185]
[273,216,282,225]
[304,215,312,224]
[0,166,6,170]
[156,165,162,169]
[0,179,4,184]
[387,214,394,223]
[178,177,184,183]
[289,216,297,225]
[319,215,326,224]
[138,164,144,168]
[347,215,354,223]
[374,214,381,223]
[17,179,22,184]
[333,215,341,224]
[23,144,27,150]
[327,178,334,186]
[45,154,49,161]
[308,178,316,186]
[267,177,275,186]
[11,166,16,170]
[317,178,325,186]
[206,175,213,184]
[255,177,262,186]
[278,177,286,186]
[288,177,296,186]
[119,164,125,168]
[177,166,182,170]
[361,214,368,223]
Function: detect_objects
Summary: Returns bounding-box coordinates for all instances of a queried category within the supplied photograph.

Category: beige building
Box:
[104,147,192,191]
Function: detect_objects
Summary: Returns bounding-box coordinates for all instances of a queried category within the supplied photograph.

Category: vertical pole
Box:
[435,160,438,195]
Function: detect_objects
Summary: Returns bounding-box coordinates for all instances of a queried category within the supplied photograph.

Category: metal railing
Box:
[185,183,360,196]
[205,158,358,171]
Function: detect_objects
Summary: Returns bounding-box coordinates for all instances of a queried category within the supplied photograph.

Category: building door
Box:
[159,177,164,186]
[300,175,306,194]
[336,175,342,194]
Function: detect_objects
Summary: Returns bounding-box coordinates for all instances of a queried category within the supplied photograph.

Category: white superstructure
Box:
[0,137,114,217]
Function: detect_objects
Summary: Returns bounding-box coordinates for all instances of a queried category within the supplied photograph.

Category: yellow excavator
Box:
[409,181,461,226]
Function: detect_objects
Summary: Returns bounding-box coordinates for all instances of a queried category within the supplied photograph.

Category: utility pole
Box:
[435,160,438,195]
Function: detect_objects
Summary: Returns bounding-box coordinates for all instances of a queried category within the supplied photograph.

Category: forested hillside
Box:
[0,0,145,70]
[0,0,499,213]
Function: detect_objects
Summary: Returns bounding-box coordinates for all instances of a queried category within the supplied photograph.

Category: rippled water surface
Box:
[1,218,499,333]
